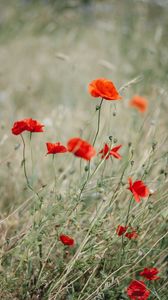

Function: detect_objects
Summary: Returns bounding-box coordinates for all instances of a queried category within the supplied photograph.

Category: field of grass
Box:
[0,0,168,299]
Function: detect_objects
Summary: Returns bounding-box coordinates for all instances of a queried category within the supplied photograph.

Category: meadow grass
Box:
[0,0,168,299]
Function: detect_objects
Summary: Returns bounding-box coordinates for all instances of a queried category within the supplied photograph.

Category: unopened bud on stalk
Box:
[152,141,157,150]
[128,142,132,147]
[113,137,117,143]
[84,166,89,172]
[109,135,113,141]
[131,160,134,166]
[96,105,101,111]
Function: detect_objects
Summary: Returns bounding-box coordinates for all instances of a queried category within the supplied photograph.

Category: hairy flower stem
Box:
[20,134,43,273]
[52,154,57,198]
[120,196,133,266]
[93,98,103,147]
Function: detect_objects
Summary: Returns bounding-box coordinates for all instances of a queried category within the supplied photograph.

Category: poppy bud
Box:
[128,142,132,147]
[152,142,157,150]
[84,166,89,172]
[96,105,101,111]
[159,169,164,174]
[131,160,134,166]
[109,135,113,141]
[113,137,117,143]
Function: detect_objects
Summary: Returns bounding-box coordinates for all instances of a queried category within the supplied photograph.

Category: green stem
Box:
[92,98,103,146]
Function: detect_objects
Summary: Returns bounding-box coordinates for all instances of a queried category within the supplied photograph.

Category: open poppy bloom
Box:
[46,142,67,155]
[127,280,150,300]
[128,178,149,203]
[59,234,75,247]
[88,78,122,101]
[140,268,160,281]
[67,137,96,160]
[12,118,44,135]
[125,229,138,240]
[99,144,122,159]
[116,225,127,236]
[24,118,44,132]
[129,95,148,113]
[12,120,29,135]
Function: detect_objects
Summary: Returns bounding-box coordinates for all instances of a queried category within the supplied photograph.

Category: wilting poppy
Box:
[88,78,122,101]
[129,95,148,113]
[125,229,138,240]
[46,142,67,155]
[128,178,149,203]
[99,144,122,160]
[140,268,160,281]
[116,225,127,236]
[12,118,44,135]
[67,137,96,160]
[59,234,74,247]
[127,280,150,300]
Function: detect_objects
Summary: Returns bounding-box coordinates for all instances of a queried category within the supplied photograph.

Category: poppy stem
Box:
[21,134,33,192]
[120,196,133,266]
[92,98,103,146]
[52,154,57,198]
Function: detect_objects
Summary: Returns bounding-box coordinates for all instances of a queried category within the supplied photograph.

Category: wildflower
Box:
[67,137,96,160]
[127,280,150,300]
[140,268,160,281]
[116,225,127,236]
[99,143,122,160]
[128,178,149,203]
[46,142,67,155]
[24,118,44,132]
[129,95,148,113]
[12,118,44,135]
[12,120,29,135]
[88,78,122,101]
[59,234,74,247]
[125,229,138,240]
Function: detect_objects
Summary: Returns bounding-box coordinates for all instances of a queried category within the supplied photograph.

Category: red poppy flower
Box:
[12,118,44,135]
[46,142,67,155]
[140,268,160,281]
[128,178,149,203]
[24,118,44,132]
[88,78,122,101]
[12,120,29,135]
[125,229,138,240]
[116,225,127,236]
[99,144,122,160]
[59,234,74,247]
[129,95,148,113]
[67,137,96,160]
[127,280,150,300]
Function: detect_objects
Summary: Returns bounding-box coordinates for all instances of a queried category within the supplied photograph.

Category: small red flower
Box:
[129,95,148,113]
[116,225,127,236]
[12,120,29,135]
[46,142,67,155]
[140,268,160,281]
[59,234,74,247]
[24,118,44,132]
[99,144,122,160]
[127,280,150,300]
[12,118,44,135]
[67,137,96,160]
[128,178,149,203]
[88,78,122,101]
[125,229,138,240]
